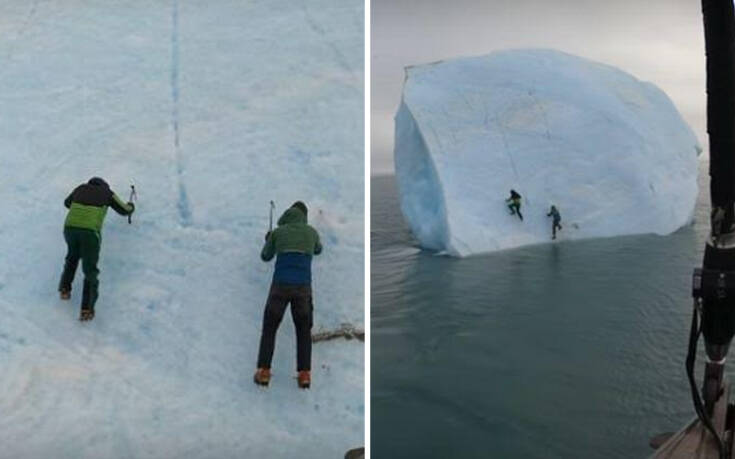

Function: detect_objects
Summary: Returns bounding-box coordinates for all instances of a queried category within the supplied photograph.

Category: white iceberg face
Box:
[0,0,363,457]
[395,49,700,256]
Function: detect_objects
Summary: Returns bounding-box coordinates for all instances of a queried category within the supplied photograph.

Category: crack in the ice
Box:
[3,0,39,63]
[495,113,519,181]
[301,1,358,84]
[527,89,552,140]
[171,0,191,227]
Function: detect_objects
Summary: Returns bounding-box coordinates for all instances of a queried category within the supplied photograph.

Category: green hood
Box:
[261,207,321,261]
[277,207,307,226]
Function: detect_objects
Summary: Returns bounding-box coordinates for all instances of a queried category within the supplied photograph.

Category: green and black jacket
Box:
[64,182,133,234]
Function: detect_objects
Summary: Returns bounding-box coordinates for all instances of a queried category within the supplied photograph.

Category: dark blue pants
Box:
[552,219,562,238]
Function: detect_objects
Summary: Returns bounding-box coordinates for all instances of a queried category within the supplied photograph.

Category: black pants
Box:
[508,203,523,221]
[58,227,101,310]
[552,220,562,238]
[256,283,313,371]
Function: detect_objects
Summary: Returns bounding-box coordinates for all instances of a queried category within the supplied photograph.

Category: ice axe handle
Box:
[128,185,136,224]
[269,200,275,232]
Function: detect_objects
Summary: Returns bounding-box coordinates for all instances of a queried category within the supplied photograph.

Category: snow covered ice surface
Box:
[394,49,700,256]
[0,1,363,458]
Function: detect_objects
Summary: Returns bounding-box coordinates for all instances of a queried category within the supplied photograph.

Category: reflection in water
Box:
[372,173,709,459]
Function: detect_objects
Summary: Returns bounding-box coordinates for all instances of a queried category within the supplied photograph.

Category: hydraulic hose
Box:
[687,299,727,459]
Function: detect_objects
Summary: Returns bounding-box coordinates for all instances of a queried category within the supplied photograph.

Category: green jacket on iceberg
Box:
[261,207,322,261]
[64,178,134,234]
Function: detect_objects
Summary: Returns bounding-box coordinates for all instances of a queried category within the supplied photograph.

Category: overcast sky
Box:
[371,0,705,175]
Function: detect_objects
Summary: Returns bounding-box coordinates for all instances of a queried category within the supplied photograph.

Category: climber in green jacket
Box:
[255,201,322,389]
[506,189,523,221]
[58,177,135,321]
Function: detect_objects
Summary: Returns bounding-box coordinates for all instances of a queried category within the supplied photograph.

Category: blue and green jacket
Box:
[261,207,322,285]
[64,179,134,234]
[547,206,561,223]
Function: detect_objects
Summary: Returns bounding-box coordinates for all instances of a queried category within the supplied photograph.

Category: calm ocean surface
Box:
[371,169,711,458]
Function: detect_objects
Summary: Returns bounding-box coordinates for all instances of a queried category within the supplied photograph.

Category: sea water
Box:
[372,167,711,458]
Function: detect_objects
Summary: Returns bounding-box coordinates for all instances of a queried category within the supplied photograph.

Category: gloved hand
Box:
[264,231,271,241]
[128,202,135,213]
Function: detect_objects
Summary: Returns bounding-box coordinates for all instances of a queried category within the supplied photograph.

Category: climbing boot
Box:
[297,371,311,389]
[254,368,271,387]
[79,307,95,321]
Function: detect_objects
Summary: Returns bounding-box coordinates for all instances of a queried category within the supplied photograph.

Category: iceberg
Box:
[394,49,700,256]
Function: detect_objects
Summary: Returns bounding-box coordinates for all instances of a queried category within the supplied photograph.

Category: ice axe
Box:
[128,181,137,224]
[269,200,275,232]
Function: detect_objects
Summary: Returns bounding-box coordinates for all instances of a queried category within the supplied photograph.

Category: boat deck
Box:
[653,385,731,458]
